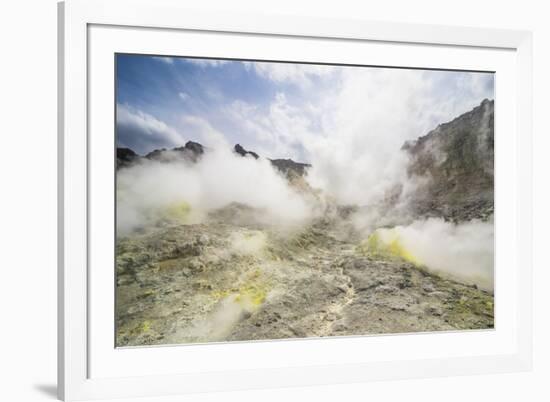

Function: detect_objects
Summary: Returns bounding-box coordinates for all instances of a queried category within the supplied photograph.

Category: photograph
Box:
[114,54,495,347]
[3,0,545,400]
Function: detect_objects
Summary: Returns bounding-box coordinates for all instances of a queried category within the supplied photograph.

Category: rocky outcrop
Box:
[117,141,311,179]
[117,147,139,168]
[174,141,204,162]
[116,141,206,168]
[269,158,312,178]
[232,143,311,177]
[403,99,494,221]
[145,141,205,163]
[234,144,259,159]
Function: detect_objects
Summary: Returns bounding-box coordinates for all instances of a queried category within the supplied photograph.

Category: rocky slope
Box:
[116,147,139,168]
[117,141,311,177]
[403,99,494,221]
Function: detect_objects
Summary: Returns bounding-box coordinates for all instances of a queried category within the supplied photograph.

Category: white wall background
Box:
[0,0,548,401]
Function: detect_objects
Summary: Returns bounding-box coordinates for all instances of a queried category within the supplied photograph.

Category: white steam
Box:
[183,295,256,342]
[303,69,493,206]
[117,62,495,291]
[116,148,314,235]
[375,218,494,291]
[220,67,493,208]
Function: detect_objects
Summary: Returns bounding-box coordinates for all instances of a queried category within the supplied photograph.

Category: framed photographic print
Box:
[58,0,533,400]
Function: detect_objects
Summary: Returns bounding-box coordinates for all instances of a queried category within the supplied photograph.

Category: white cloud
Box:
[117,104,184,154]
[224,93,317,160]
[178,92,190,101]
[153,56,175,64]
[180,115,229,149]
[244,61,337,89]
[188,59,229,67]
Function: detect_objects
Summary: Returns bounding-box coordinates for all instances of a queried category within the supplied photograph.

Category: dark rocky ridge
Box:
[233,144,312,178]
[179,141,205,157]
[116,147,140,168]
[234,144,259,159]
[403,99,494,221]
[117,141,311,177]
[231,146,316,195]
[269,158,312,178]
[145,141,204,163]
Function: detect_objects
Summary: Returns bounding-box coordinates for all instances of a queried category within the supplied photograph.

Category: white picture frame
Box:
[58,0,533,400]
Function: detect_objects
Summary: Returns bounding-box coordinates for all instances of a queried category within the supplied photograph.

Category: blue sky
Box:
[116,54,494,161]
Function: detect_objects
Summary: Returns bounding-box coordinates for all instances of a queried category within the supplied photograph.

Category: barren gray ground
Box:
[116,207,493,347]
